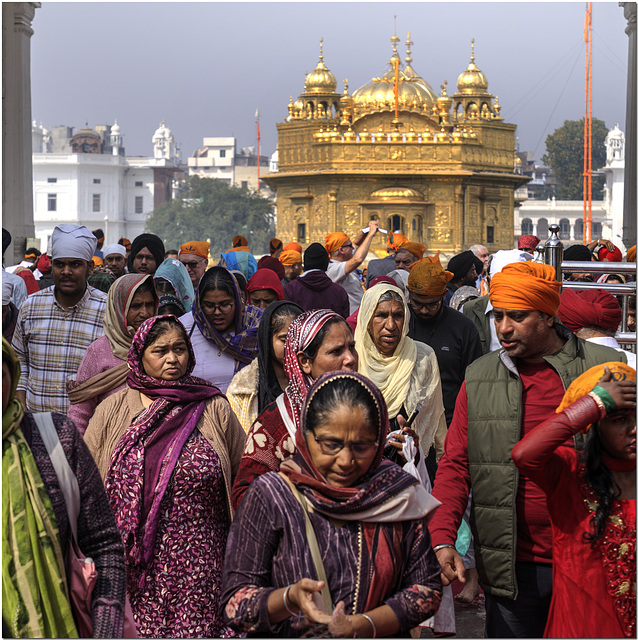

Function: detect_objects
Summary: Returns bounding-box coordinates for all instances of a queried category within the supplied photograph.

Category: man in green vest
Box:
[428,262,626,637]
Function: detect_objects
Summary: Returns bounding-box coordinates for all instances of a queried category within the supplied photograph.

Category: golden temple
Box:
[263,35,529,255]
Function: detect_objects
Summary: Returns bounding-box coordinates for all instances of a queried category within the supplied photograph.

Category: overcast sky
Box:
[31,2,630,163]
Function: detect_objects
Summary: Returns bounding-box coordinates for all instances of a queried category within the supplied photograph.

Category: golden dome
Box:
[304,38,337,94]
[402,33,438,104]
[352,34,436,113]
[369,186,425,202]
[457,39,488,95]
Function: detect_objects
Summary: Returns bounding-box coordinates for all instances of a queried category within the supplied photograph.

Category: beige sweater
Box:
[84,387,246,518]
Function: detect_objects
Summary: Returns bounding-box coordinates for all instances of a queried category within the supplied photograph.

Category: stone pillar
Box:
[2,3,40,265]
[621,2,636,248]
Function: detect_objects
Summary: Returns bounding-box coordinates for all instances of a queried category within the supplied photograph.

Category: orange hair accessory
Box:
[325,232,349,254]
[490,262,561,317]
[407,252,454,296]
[556,362,635,431]
[279,250,302,265]
[179,240,210,260]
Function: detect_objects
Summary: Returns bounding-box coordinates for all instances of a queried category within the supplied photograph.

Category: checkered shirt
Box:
[12,285,107,413]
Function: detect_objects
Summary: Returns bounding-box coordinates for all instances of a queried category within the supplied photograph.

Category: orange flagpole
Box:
[255,108,261,188]
[587,4,593,243]
[583,3,592,243]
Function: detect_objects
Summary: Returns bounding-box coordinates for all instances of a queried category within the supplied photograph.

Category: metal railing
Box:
[538,224,636,349]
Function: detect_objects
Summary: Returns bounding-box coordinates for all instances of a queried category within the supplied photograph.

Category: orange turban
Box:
[325,232,349,255]
[279,250,302,265]
[232,235,248,248]
[91,255,103,266]
[179,240,210,259]
[556,362,635,431]
[401,242,426,260]
[269,238,283,255]
[283,242,303,254]
[490,262,561,317]
[626,245,636,263]
[118,237,131,250]
[407,252,454,296]
[388,232,409,251]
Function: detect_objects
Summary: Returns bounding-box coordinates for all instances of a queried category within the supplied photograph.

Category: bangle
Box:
[360,613,377,638]
[588,391,606,415]
[433,543,455,552]
[591,385,617,413]
[282,585,296,617]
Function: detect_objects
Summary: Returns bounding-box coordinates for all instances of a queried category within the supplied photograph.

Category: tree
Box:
[146,176,275,257]
[541,118,607,201]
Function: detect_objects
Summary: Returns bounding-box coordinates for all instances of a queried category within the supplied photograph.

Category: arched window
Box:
[521,218,533,235]
[412,215,423,244]
[574,219,584,240]
[537,218,549,239]
[559,218,570,239]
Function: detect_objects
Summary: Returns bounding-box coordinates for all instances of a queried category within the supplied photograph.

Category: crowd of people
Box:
[2,221,636,639]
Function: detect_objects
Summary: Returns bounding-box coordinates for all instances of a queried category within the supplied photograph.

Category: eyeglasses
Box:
[180,260,205,270]
[311,432,378,458]
[201,301,235,314]
[409,297,443,311]
[341,242,353,249]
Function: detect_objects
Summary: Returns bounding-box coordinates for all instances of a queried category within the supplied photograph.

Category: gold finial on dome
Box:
[456,38,488,95]
[304,38,338,94]
[470,38,475,63]
[405,31,413,65]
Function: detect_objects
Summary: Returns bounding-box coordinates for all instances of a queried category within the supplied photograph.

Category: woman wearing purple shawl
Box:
[221,371,442,638]
[84,315,246,638]
[179,266,262,393]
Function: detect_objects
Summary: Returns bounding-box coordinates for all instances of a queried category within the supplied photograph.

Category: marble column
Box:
[2,3,40,265]
[620,2,636,248]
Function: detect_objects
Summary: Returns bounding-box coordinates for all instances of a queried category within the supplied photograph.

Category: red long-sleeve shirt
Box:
[430,361,566,564]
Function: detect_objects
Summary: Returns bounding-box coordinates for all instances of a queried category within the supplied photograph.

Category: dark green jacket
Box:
[465,329,626,599]
[463,296,490,355]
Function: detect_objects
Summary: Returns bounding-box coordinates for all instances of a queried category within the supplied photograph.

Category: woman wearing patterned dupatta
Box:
[512,362,636,638]
[84,316,245,638]
[222,371,442,637]
[2,337,126,638]
[179,266,262,393]
[230,309,358,510]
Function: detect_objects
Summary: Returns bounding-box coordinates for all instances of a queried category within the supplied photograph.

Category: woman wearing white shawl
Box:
[354,283,447,461]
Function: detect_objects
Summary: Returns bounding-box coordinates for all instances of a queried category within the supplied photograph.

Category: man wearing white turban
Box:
[462,249,533,354]
[11,224,108,413]
[103,243,127,278]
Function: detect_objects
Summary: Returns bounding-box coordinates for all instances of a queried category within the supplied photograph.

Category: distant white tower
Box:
[269,149,279,173]
[152,121,175,160]
[110,120,122,155]
[31,120,51,153]
[602,123,626,253]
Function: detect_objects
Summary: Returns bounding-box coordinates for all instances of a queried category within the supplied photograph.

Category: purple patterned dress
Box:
[128,431,236,638]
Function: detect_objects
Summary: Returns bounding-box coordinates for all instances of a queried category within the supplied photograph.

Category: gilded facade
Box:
[263,36,529,255]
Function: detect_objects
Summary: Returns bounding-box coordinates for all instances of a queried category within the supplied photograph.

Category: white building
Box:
[32,121,180,250]
[514,124,626,251]
[188,136,273,197]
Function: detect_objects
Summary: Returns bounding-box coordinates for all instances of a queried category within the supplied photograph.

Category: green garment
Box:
[2,336,78,638]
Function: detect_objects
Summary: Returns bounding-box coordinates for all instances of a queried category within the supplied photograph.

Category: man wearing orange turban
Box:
[227,235,250,253]
[283,242,302,254]
[365,232,410,286]
[394,242,425,271]
[428,259,627,637]
[179,240,210,287]
[324,221,379,314]
[278,250,302,282]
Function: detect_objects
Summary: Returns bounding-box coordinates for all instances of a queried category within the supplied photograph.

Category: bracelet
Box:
[433,543,455,552]
[361,613,377,638]
[588,391,606,415]
[591,385,617,413]
[282,585,296,617]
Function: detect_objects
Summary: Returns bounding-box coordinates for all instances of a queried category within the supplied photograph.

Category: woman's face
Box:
[307,403,378,487]
[154,277,175,295]
[298,322,358,378]
[2,361,11,414]
[598,410,637,461]
[141,327,189,381]
[249,288,279,310]
[126,288,157,333]
[368,299,405,357]
[271,316,295,367]
[201,288,236,332]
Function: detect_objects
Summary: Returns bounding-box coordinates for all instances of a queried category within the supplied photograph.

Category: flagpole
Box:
[255,108,261,190]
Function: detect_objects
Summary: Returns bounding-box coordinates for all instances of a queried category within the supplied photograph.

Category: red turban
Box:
[246,268,284,301]
[518,235,540,251]
[490,262,561,316]
[598,244,622,262]
[257,255,285,280]
[558,288,622,333]
[325,232,349,254]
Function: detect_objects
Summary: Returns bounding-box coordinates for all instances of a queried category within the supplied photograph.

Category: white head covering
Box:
[489,249,532,278]
[102,243,126,258]
[386,269,409,293]
[51,224,97,262]
[2,279,13,305]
